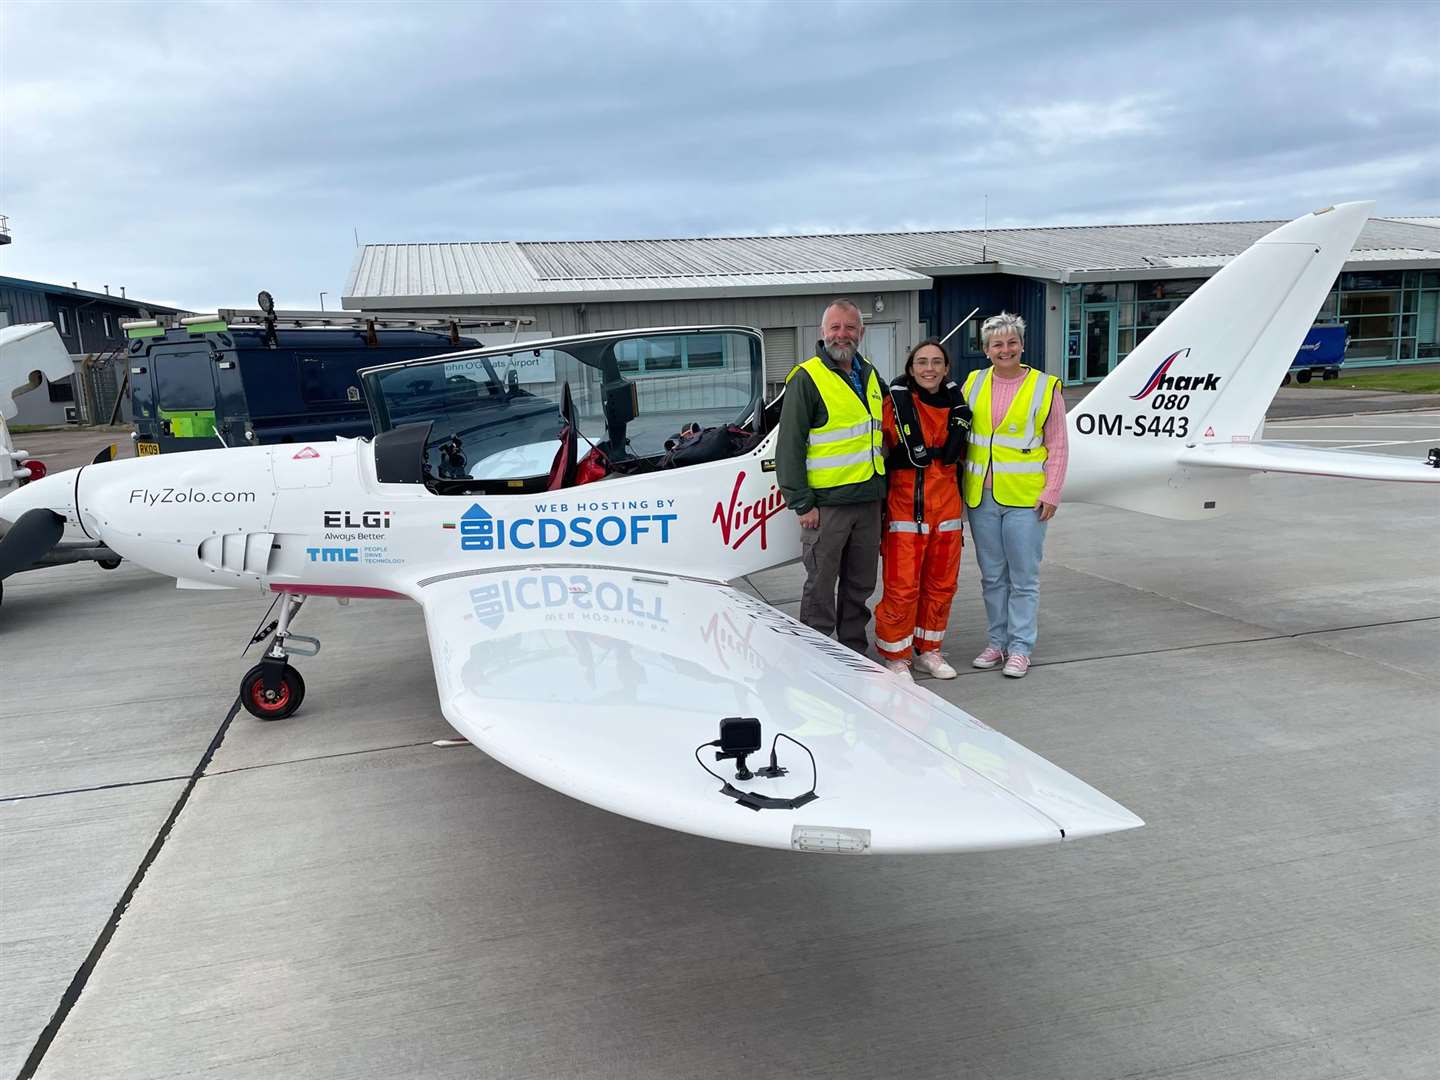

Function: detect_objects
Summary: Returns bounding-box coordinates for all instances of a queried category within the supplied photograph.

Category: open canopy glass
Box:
[361,326,764,487]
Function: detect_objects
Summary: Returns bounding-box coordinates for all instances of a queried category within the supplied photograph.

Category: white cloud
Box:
[1005,96,1164,151]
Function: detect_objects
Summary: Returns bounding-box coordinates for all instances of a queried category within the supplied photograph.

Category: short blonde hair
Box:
[980,312,1026,346]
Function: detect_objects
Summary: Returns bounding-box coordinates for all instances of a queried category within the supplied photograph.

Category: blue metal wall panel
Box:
[927,274,1048,377]
[0,284,51,325]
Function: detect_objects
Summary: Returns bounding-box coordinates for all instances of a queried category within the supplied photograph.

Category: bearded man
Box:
[775,298,887,654]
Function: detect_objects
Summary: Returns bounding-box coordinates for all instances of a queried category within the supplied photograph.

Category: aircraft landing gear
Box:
[240,592,320,720]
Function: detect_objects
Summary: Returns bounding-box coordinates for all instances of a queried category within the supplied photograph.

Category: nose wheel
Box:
[241,661,306,720]
[239,592,319,721]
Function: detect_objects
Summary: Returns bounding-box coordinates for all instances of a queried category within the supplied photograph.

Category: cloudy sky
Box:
[2,0,1436,310]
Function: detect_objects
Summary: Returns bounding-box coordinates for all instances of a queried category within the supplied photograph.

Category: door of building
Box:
[1084,306,1117,382]
[864,323,897,383]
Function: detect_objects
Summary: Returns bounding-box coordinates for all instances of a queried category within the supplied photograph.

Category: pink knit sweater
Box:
[983,368,1069,506]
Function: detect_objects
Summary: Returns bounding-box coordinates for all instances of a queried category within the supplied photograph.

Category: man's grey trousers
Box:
[799,502,883,655]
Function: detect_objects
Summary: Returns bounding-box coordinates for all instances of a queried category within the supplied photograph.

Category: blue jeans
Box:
[966,491,1048,657]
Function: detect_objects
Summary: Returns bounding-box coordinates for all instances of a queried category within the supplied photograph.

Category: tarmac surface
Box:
[2,410,1438,1079]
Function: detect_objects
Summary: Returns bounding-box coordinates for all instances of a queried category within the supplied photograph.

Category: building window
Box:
[615,333,731,375]
[1063,278,1205,382]
[103,312,114,337]
[1062,266,1436,378]
[47,377,76,403]
[57,308,70,335]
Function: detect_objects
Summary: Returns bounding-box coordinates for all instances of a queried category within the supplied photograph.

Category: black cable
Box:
[693,740,730,785]
[693,734,819,811]
[771,733,818,796]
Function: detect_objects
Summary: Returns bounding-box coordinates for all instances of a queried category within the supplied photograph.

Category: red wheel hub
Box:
[250,679,291,713]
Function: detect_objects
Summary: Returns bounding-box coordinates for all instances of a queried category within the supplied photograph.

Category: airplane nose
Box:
[0,468,85,580]
[0,467,81,528]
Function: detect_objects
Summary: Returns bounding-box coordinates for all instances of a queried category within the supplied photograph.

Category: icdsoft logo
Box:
[455,504,677,552]
[1130,348,1221,399]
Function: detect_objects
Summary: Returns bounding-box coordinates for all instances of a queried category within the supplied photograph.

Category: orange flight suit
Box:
[875,393,964,661]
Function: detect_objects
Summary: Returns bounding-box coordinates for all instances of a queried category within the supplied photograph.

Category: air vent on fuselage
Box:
[198,532,275,575]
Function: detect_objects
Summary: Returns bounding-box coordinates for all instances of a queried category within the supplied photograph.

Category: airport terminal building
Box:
[343,215,1440,391]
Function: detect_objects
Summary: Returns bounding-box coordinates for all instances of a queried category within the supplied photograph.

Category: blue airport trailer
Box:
[1285,324,1346,384]
[123,308,523,455]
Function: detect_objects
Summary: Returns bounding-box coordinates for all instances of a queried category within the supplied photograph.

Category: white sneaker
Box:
[912,651,957,679]
[972,646,1005,670]
[883,658,914,681]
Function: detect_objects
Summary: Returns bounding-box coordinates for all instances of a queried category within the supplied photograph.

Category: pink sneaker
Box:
[883,658,914,682]
[972,646,1005,670]
[1002,654,1031,678]
[912,651,957,680]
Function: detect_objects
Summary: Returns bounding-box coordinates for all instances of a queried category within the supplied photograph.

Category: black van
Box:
[124,308,528,455]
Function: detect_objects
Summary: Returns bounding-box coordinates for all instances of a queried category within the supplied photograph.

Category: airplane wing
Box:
[1177,442,1440,483]
[415,568,1143,854]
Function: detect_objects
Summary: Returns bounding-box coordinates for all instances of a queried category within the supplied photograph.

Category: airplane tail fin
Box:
[1076,202,1371,442]
[1065,203,1391,519]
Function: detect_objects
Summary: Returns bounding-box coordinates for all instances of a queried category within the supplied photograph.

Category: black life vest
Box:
[886,378,972,470]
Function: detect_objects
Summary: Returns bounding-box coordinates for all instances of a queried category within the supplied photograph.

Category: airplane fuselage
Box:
[28,431,803,600]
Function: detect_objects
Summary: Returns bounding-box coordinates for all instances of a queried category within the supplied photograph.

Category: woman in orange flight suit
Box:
[875,338,972,680]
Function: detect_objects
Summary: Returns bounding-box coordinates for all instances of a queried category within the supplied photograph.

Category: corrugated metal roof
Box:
[1159,246,1440,269]
[344,215,1440,305]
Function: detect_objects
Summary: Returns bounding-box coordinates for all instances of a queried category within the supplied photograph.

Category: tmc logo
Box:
[306,546,359,562]
[459,504,677,552]
[1130,349,1221,399]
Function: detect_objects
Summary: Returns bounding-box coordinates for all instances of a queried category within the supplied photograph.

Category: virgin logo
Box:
[713,471,786,550]
[700,610,765,672]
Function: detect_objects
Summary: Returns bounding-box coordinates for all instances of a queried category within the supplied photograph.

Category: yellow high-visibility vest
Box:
[960,367,1058,507]
[786,356,885,488]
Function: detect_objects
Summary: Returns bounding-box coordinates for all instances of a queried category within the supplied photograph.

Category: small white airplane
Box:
[2,201,1435,855]
[0,322,120,604]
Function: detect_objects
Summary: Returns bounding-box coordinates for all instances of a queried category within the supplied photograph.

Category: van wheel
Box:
[98,558,122,570]
[1322,369,1339,380]
[1296,370,1312,383]
[1281,373,1292,386]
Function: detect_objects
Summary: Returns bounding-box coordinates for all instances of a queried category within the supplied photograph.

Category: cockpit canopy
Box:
[360,326,764,491]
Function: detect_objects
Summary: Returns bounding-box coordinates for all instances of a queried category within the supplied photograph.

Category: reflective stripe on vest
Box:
[786,356,885,488]
[960,367,1057,507]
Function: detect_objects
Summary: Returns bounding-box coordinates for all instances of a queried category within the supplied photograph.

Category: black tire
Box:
[1281,373,1291,386]
[97,558,122,570]
[1322,368,1339,380]
[240,663,306,720]
[1296,370,1312,383]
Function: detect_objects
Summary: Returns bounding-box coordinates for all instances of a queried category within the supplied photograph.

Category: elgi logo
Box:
[322,510,393,529]
[458,504,677,552]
